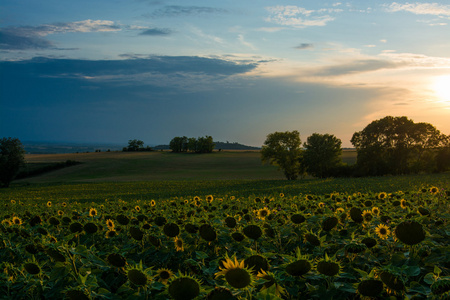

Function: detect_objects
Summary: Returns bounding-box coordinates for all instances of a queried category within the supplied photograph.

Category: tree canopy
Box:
[0,137,26,187]
[351,116,449,175]
[261,131,303,180]
[302,133,343,178]
[169,136,215,153]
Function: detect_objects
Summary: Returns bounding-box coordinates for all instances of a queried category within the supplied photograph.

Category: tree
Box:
[351,116,448,175]
[169,136,188,152]
[261,131,302,180]
[126,139,144,151]
[0,137,26,188]
[302,133,343,178]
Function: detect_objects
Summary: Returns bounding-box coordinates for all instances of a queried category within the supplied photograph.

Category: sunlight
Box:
[433,74,450,102]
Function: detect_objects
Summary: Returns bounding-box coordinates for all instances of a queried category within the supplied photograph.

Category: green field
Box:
[1,150,449,299]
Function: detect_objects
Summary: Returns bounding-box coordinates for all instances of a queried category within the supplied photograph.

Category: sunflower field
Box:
[1,186,450,299]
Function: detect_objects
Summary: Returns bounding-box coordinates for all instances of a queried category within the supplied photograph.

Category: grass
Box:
[3,150,448,203]
[18,150,357,183]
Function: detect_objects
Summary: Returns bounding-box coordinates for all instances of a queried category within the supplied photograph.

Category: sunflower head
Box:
[375,224,390,240]
[244,255,269,275]
[322,216,339,231]
[89,208,97,217]
[174,236,184,252]
[357,279,384,297]
[394,220,425,245]
[256,207,271,220]
[257,270,286,296]
[168,274,202,300]
[107,253,127,268]
[206,287,235,300]
[315,253,341,277]
[24,262,41,275]
[215,256,254,289]
[156,268,174,284]
[285,248,312,277]
[362,210,372,222]
[242,224,262,240]
[126,262,150,287]
[106,219,115,229]
[12,216,23,226]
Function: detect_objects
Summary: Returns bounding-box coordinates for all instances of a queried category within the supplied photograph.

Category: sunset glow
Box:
[1,1,449,146]
[433,75,450,103]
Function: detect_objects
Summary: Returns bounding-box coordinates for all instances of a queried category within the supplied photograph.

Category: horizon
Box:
[1,1,449,148]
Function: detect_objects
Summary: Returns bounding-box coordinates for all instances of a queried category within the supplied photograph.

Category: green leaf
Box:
[405,265,421,277]
[424,273,435,285]
[434,266,441,276]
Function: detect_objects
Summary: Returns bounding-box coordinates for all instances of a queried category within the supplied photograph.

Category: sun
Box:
[433,75,450,102]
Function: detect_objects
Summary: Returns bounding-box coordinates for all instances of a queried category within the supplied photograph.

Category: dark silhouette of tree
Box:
[169,136,215,153]
[303,133,343,178]
[0,137,26,187]
[351,116,448,175]
[126,139,145,151]
[261,131,303,180]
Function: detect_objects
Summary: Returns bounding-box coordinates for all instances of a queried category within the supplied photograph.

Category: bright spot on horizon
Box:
[433,75,450,103]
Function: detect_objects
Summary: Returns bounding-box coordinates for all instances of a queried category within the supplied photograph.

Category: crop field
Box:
[1,152,449,299]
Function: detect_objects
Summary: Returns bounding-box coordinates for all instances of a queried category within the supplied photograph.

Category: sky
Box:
[1,0,449,147]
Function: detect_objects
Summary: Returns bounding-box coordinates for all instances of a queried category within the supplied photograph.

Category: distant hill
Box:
[153,141,261,151]
[23,141,124,154]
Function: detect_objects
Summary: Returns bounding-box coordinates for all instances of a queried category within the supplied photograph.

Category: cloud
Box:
[238,34,257,50]
[0,29,54,50]
[146,5,228,17]
[139,28,172,35]
[265,5,339,27]
[386,2,450,16]
[0,56,260,84]
[0,20,121,50]
[294,43,314,50]
[308,59,401,77]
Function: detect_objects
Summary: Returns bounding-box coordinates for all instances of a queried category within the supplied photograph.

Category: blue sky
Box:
[1,0,449,147]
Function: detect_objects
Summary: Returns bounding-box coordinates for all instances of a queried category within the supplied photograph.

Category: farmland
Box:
[1,151,449,299]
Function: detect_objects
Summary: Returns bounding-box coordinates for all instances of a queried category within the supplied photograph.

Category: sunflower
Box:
[377,192,387,200]
[106,219,115,229]
[362,210,372,222]
[150,200,156,207]
[206,195,214,203]
[318,202,325,209]
[174,236,184,252]
[194,196,201,202]
[62,202,67,207]
[57,210,64,216]
[134,205,141,212]
[12,216,22,225]
[335,207,345,214]
[215,256,254,289]
[47,201,52,207]
[1,219,12,226]
[156,268,174,284]
[168,274,202,300]
[105,228,117,239]
[89,208,97,217]
[256,207,271,220]
[375,224,390,239]
[10,200,16,204]
[429,186,439,194]
[279,193,284,198]
[400,199,408,209]
[257,270,286,297]
[371,207,380,216]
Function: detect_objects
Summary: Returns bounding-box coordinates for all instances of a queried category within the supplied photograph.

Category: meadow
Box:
[1,151,449,299]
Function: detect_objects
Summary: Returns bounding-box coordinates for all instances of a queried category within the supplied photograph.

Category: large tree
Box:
[261,130,303,180]
[303,133,343,178]
[351,116,448,175]
[0,137,26,187]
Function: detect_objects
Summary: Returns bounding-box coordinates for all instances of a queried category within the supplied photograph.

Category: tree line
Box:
[262,116,450,180]
[169,136,215,153]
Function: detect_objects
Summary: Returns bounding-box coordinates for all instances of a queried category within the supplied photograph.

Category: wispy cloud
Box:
[0,20,121,50]
[139,28,172,36]
[145,5,228,17]
[308,59,401,77]
[265,5,340,27]
[294,43,314,50]
[386,2,450,16]
[238,34,257,50]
